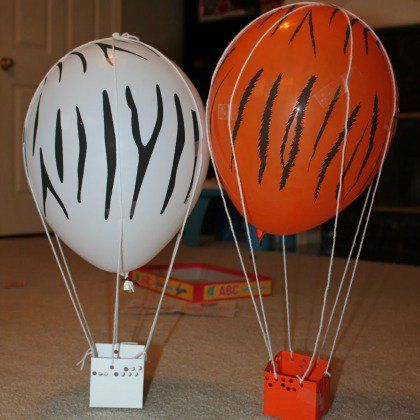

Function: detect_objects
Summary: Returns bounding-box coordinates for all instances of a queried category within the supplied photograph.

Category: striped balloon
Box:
[23,36,209,272]
[207,3,397,236]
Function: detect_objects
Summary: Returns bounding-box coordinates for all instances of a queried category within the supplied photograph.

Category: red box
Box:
[263,351,331,420]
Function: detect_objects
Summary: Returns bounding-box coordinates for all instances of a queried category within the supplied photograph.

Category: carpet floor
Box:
[0,236,419,419]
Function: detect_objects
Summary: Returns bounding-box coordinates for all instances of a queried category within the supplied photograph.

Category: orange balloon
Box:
[207,3,398,235]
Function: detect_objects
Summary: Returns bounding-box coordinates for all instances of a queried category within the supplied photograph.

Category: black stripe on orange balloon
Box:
[336,119,370,198]
[70,51,87,73]
[257,7,284,29]
[57,62,63,82]
[363,27,370,54]
[40,148,69,219]
[329,7,339,26]
[314,103,361,200]
[357,142,385,197]
[95,42,147,65]
[76,107,87,203]
[102,90,117,220]
[126,85,163,219]
[160,94,185,214]
[230,68,264,168]
[288,9,317,56]
[308,86,341,170]
[280,110,296,168]
[55,109,63,183]
[258,72,283,184]
[270,4,299,36]
[343,18,359,54]
[32,92,42,155]
[346,94,379,197]
[184,109,200,203]
[280,75,317,190]
[280,75,317,168]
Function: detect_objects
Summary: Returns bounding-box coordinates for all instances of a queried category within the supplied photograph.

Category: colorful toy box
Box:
[129,263,272,302]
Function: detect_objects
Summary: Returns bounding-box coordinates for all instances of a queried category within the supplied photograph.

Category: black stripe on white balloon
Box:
[160,94,185,215]
[184,109,200,203]
[102,90,117,220]
[39,148,69,219]
[126,84,163,219]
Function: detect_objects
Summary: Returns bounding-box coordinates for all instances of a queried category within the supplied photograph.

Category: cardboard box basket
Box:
[129,263,272,303]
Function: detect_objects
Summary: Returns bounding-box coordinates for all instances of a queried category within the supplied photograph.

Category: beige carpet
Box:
[0,236,419,419]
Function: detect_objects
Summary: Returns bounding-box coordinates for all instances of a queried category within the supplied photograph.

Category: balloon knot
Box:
[123,279,135,293]
[256,229,265,246]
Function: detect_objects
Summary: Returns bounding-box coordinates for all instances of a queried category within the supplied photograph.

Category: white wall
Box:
[284,0,420,27]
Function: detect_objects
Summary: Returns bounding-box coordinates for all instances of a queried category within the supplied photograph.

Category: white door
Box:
[0,0,121,235]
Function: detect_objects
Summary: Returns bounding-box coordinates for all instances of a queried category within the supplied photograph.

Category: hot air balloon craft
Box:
[206,2,397,419]
[23,33,209,408]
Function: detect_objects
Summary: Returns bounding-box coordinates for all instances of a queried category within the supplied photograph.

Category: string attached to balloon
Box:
[22,145,98,358]
[323,13,398,372]
[281,235,293,359]
[110,32,125,365]
[207,2,318,380]
[320,183,373,354]
[108,32,207,361]
[297,6,354,384]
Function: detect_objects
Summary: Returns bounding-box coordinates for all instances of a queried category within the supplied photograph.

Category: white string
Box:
[22,145,97,357]
[225,2,318,378]
[320,183,373,352]
[205,145,276,374]
[76,348,93,370]
[135,144,205,359]
[54,236,97,354]
[111,33,125,362]
[206,3,321,379]
[325,139,393,373]
[282,236,293,358]
[108,32,208,363]
[323,10,398,373]
[298,8,354,384]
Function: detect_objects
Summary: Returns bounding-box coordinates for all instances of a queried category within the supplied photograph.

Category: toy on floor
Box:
[130,263,272,302]
[206,2,397,419]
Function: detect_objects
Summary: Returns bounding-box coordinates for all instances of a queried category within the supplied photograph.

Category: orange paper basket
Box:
[263,350,331,420]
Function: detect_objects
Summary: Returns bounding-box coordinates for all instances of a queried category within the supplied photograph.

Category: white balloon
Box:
[23,36,209,272]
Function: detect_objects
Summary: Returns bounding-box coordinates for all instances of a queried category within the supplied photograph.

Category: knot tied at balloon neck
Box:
[256,229,265,246]
[112,32,140,42]
[123,279,135,293]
